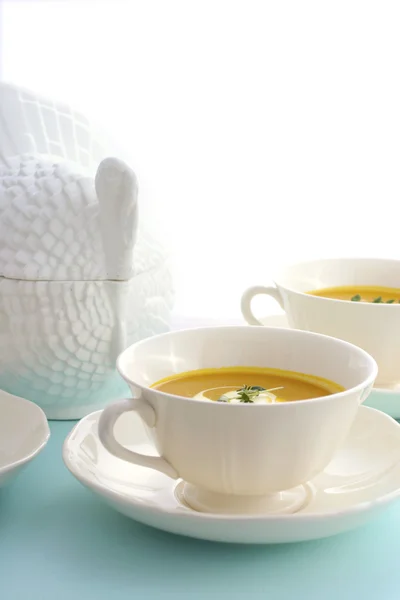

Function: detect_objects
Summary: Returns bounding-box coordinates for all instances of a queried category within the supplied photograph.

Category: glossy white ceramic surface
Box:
[241,258,400,388]
[257,313,400,419]
[98,326,376,511]
[0,390,50,487]
[64,405,400,544]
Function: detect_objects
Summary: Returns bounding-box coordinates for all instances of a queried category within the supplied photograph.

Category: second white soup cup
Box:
[241,258,400,388]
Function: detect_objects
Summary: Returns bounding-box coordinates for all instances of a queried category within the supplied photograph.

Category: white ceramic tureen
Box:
[0,82,173,419]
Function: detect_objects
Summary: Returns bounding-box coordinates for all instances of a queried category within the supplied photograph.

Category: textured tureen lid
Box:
[0,154,164,281]
[0,82,166,282]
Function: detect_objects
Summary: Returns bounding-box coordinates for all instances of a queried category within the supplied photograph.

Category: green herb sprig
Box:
[351,294,399,304]
[218,385,284,404]
[236,385,260,403]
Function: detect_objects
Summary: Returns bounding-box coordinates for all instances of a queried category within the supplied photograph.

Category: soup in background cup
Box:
[98,326,377,515]
[241,258,400,389]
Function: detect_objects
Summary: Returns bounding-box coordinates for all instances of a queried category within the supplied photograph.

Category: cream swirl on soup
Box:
[193,385,284,403]
[151,367,343,403]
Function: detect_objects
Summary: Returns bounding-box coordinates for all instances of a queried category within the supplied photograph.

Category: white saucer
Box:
[259,313,400,419]
[0,390,50,487]
[63,405,400,544]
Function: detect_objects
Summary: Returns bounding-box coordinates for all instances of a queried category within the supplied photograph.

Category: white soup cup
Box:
[98,326,377,514]
[242,258,400,388]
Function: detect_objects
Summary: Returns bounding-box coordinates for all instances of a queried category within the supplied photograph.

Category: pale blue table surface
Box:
[1,316,400,599]
[0,421,399,599]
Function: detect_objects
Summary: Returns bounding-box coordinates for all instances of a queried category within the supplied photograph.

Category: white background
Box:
[1,0,400,318]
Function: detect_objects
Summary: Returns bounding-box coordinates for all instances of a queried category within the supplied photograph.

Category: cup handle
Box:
[98,398,179,479]
[241,286,284,325]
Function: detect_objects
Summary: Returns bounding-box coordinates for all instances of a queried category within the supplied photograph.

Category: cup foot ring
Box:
[179,482,315,515]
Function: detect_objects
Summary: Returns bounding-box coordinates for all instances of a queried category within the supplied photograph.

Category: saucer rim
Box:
[0,390,50,476]
[63,405,400,523]
[372,387,400,396]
